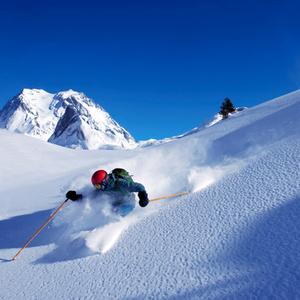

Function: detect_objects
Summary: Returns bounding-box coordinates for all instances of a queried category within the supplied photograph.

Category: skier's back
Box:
[66,168,149,216]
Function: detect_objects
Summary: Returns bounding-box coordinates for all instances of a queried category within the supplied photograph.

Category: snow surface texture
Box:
[0,90,300,299]
[0,89,136,150]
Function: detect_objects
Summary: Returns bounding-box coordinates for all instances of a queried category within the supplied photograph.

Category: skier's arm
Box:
[138,191,149,207]
[117,179,146,193]
[117,179,149,207]
[66,190,83,201]
[66,189,103,201]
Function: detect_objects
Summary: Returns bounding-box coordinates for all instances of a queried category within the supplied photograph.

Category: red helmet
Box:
[91,170,108,189]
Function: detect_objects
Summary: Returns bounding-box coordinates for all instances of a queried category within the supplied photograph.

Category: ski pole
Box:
[11,199,69,261]
[149,192,189,203]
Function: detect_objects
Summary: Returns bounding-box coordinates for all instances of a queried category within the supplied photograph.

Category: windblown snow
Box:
[0,90,300,299]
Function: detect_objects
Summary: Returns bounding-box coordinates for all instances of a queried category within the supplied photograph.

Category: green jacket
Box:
[105,173,146,195]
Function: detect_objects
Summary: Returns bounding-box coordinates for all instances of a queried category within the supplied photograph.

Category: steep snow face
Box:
[0,89,57,140]
[48,90,136,149]
[0,89,136,149]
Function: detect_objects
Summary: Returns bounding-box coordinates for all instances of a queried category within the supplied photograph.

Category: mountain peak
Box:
[56,89,83,99]
[0,89,136,149]
[21,88,50,94]
[19,88,53,99]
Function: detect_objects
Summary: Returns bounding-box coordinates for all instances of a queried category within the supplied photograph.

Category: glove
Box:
[66,190,82,201]
[138,191,149,207]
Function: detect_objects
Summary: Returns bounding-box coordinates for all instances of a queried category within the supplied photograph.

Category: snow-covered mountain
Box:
[0,88,246,150]
[0,89,57,140]
[0,89,136,150]
[1,89,300,299]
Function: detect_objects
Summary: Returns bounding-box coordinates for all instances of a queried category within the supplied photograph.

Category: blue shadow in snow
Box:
[225,196,300,299]
[0,209,61,251]
[0,207,101,264]
[168,197,300,299]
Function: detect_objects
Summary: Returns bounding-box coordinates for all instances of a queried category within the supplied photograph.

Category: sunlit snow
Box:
[0,90,300,299]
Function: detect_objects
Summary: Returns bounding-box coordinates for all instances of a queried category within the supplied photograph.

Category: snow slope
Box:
[138,107,247,148]
[0,90,300,299]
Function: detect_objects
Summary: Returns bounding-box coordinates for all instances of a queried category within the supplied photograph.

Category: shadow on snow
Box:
[167,196,300,300]
[0,209,59,250]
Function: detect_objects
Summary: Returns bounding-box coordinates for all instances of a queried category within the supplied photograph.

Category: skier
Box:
[65,168,149,216]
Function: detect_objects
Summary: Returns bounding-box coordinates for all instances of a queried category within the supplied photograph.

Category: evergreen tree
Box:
[220,97,236,119]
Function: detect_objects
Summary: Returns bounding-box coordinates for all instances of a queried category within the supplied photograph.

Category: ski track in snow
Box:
[1,90,300,299]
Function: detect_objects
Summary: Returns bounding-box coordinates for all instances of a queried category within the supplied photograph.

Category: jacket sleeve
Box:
[117,179,146,193]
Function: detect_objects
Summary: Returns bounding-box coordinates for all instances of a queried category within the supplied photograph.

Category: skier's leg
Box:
[117,203,135,216]
[111,193,136,216]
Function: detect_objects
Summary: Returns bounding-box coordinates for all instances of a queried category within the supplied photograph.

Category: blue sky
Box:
[0,0,300,140]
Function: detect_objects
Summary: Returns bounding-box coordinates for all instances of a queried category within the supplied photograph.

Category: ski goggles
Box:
[94,184,101,190]
[94,176,108,191]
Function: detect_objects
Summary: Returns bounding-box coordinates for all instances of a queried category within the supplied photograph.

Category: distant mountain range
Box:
[0,88,237,150]
[0,89,136,150]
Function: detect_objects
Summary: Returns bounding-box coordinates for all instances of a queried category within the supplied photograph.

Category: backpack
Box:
[111,168,133,183]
